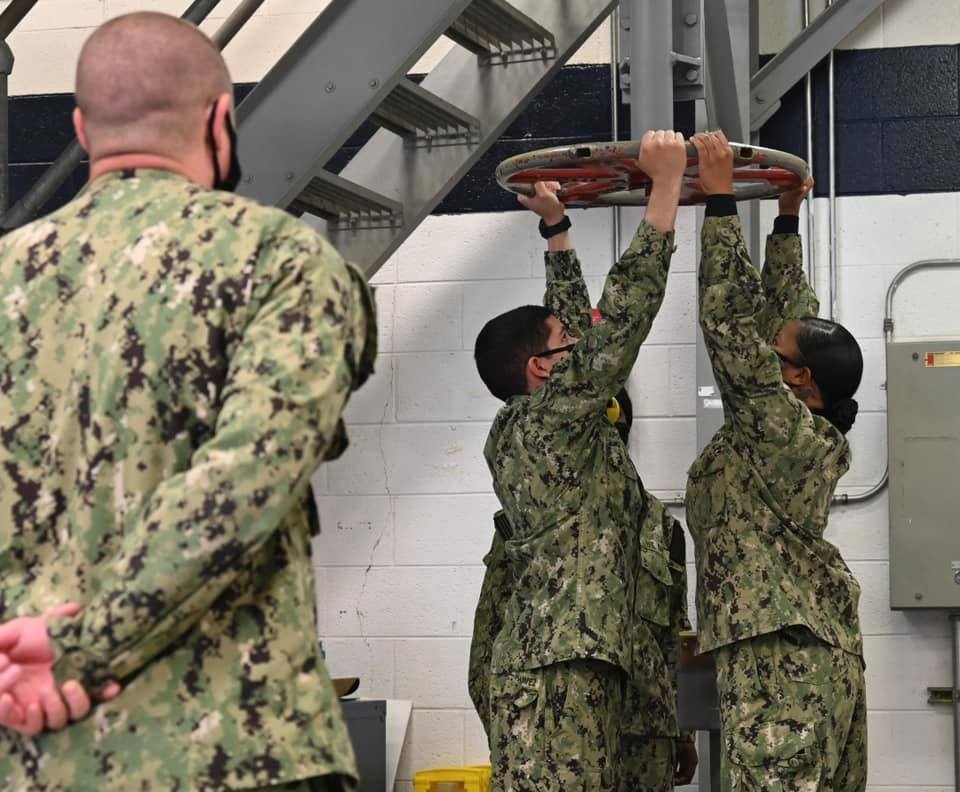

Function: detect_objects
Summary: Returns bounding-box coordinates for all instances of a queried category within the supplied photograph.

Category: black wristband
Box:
[773,214,800,235]
[705,194,737,218]
[539,215,572,239]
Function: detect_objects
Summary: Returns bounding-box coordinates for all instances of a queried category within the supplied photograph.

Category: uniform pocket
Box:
[490,670,544,760]
[685,462,727,535]
[729,719,821,791]
[635,542,673,627]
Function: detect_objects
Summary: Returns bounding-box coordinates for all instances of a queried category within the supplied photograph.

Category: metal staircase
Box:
[235,0,618,279]
[0,0,614,255]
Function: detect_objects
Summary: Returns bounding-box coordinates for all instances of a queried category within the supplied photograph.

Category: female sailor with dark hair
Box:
[686,130,866,792]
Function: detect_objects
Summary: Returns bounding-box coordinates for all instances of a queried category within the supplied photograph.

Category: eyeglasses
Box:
[533,343,577,358]
[775,350,805,368]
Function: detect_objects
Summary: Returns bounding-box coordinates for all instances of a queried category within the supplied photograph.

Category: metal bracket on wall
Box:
[618,0,704,105]
[928,687,956,706]
[750,0,885,131]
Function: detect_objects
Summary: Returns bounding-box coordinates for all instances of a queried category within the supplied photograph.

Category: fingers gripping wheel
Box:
[496,140,810,207]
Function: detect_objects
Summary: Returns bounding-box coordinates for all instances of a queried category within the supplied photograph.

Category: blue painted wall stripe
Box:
[5,45,959,219]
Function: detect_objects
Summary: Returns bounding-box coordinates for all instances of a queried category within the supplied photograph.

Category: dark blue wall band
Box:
[6,45,958,218]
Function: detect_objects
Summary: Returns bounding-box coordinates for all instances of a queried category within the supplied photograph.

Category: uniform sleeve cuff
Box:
[634,221,677,254]
[705,194,737,217]
[49,621,110,691]
[773,215,800,235]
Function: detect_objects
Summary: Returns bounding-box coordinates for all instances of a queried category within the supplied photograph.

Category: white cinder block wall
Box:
[6,1,959,790]
[316,4,960,789]
[321,189,960,791]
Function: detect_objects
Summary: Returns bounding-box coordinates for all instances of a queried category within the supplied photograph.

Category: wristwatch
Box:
[539,215,572,239]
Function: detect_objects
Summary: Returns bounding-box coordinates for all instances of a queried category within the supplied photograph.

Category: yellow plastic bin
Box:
[413,765,491,792]
[465,765,491,790]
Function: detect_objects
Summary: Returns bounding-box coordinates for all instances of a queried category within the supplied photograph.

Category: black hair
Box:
[475,305,553,401]
[795,318,863,434]
[614,386,633,444]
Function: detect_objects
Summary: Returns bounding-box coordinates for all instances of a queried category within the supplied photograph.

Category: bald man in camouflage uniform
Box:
[0,12,374,791]
[685,132,866,791]
[473,132,696,792]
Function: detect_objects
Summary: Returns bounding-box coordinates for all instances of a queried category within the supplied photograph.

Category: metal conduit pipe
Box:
[609,6,621,262]
[832,471,886,506]
[883,258,960,335]
[837,258,960,506]
[211,0,267,50]
[802,0,816,289]
[0,0,39,40]
[887,259,960,792]
[0,0,228,232]
[952,612,960,792]
[826,0,838,321]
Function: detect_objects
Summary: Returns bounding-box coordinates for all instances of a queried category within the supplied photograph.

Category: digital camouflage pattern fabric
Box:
[685,216,862,657]
[467,512,513,738]
[619,736,675,792]
[687,215,865,791]
[489,659,623,792]
[472,466,691,789]
[714,627,866,791]
[482,221,688,789]
[0,169,376,790]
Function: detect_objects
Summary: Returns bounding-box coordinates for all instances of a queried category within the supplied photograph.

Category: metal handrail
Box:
[0,0,253,233]
[212,0,268,49]
[0,0,39,40]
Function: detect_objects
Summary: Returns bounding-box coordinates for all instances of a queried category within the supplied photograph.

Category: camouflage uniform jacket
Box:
[0,169,376,790]
[685,215,862,656]
[467,512,512,738]
[483,221,683,736]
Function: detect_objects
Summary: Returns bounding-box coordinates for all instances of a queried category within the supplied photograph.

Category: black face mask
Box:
[208,109,242,192]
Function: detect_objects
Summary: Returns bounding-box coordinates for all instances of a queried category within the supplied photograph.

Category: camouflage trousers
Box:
[257,774,355,791]
[714,627,867,792]
[488,659,675,792]
[621,733,675,791]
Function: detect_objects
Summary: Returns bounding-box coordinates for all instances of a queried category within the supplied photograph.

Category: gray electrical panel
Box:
[888,341,960,609]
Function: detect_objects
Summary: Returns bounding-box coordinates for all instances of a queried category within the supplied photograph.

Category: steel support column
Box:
[628,0,674,134]
[0,41,12,214]
[696,0,757,451]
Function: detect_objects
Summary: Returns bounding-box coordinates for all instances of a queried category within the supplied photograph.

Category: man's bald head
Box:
[76,12,232,159]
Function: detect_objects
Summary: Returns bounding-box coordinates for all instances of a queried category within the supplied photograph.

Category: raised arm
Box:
[535,131,686,422]
[518,181,593,337]
[692,131,807,452]
[757,178,819,341]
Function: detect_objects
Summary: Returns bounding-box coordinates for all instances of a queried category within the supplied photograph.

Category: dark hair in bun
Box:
[796,318,864,435]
